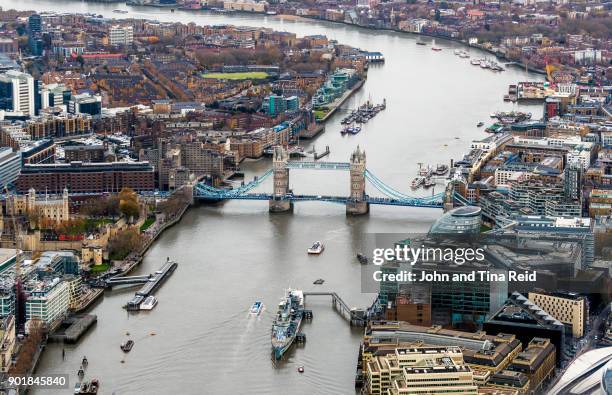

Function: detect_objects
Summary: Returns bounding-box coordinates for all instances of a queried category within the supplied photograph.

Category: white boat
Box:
[307,241,324,255]
[113,9,128,13]
[411,176,426,189]
[250,301,263,315]
[140,295,158,310]
[470,59,481,66]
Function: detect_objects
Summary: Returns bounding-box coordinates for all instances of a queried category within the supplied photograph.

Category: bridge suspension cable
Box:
[364,169,444,204]
[194,169,273,198]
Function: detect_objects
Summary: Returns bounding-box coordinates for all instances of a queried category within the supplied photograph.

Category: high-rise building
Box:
[0,70,35,117]
[564,162,583,202]
[109,25,134,46]
[27,14,42,34]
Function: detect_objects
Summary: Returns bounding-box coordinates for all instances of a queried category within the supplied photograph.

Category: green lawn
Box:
[314,109,330,120]
[91,264,111,273]
[140,217,155,232]
[202,71,269,80]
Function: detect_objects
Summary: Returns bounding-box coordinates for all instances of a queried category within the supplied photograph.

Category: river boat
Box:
[433,164,449,176]
[307,241,324,254]
[357,253,368,264]
[271,289,304,359]
[120,340,134,352]
[78,379,99,394]
[140,296,158,310]
[411,176,426,190]
[250,301,263,315]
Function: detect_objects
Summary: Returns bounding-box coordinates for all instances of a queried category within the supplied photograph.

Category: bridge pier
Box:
[347,146,369,216]
[269,146,293,213]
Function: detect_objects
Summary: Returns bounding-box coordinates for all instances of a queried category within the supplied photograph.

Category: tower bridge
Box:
[193,146,463,215]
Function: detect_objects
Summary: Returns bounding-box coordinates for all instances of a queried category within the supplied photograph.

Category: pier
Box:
[49,314,97,344]
[125,260,178,310]
[313,146,330,160]
[303,292,370,326]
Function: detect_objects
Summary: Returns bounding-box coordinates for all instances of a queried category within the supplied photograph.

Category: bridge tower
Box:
[269,145,293,213]
[443,182,455,212]
[346,146,369,215]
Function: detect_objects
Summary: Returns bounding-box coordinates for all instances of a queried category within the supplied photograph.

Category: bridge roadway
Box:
[195,193,444,208]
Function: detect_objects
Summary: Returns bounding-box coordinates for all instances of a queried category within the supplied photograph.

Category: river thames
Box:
[0,1,545,393]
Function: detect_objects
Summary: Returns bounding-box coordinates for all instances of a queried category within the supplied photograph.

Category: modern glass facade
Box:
[429,206,482,234]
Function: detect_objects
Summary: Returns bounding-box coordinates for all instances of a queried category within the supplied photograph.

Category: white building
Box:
[0,70,35,117]
[567,142,593,170]
[109,25,134,46]
[25,277,70,326]
[0,147,21,189]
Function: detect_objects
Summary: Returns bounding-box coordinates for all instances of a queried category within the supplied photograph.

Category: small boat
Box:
[112,9,128,13]
[477,122,484,127]
[411,176,425,189]
[82,356,88,367]
[471,59,481,66]
[423,178,436,188]
[431,46,442,51]
[298,366,305,373]
[313,279,325,285]
[356,253,368,264]
[140,295,158,311]
[307,241,324,255]
[78,368,84,378]
[120,340,134,353]
[74,383,82,394]
[433,164,449,176]
[170,8,175,12]
[78,379,99,394]
[416,41,427,46]
[250,301,263,315]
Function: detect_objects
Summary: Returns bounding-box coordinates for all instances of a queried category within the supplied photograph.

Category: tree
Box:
[120,199,139,219]
[108,228,143,260]
[118,188,140,219]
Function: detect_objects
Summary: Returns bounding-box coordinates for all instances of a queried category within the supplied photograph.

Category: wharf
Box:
[125,260,178,310]
[49,314,97,344]
[318,79,365,123]
[303,291,374,327]
[313,146,330,160]
[298,124,325,139]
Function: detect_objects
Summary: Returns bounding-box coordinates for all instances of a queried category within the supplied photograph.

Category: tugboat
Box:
[120,340,134,353]
[307,241,324,255]
[271,289,304,359]
[250,301,263,315]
